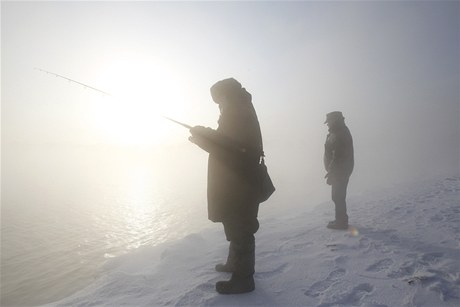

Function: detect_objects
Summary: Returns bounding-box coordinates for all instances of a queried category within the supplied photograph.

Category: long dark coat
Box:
[192,89,262,222]
[324,123,354,178]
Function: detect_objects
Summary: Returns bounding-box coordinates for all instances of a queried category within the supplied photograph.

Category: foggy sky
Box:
[2,1,459,196]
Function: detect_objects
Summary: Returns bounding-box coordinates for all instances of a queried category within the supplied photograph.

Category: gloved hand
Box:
[325,173,333,185]
[189,125,207,137]
[189,126,209,146]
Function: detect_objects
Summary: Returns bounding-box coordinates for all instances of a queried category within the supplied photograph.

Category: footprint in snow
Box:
[304,268,346,297]
[421,252,443,264]
[257,263,291,279]
[318,283,374,307]
[175,281,215,306]
[366,258,394,273]
[388,261,417,278]
[344,283,374,303]
[334,255,349,265]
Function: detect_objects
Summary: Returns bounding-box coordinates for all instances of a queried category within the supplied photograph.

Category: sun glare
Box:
[93,54,189,146]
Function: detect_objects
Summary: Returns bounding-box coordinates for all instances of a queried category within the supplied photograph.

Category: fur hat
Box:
[324,111,344,124]
[210,78,242,104]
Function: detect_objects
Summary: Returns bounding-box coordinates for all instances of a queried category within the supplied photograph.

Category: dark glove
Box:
[189,126,212,149]
[189,125,208,137]
[325,173,333,185]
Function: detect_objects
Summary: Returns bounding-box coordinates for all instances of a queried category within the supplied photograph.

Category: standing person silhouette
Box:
[324,111,354,230]
[189,78,263,294]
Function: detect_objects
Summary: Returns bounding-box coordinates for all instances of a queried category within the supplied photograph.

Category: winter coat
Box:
[324,123,354,179]
[191,89,263,222]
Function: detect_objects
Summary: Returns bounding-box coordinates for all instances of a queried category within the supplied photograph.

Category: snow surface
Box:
[50,176,460,306]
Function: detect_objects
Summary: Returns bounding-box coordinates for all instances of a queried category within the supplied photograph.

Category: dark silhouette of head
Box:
[325,111,345,129]
[210,78,242,104]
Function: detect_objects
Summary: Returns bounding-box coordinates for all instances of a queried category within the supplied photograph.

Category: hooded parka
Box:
[190,80,262,222]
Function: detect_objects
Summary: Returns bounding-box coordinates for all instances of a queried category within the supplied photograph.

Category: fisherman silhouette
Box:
[324,111,354,230]
[189,78,263,294]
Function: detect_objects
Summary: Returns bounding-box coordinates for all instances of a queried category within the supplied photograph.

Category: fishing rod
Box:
[36,67,194,131]
[164,116,250,154]
[34,67,112,96]
[163,116,192,129]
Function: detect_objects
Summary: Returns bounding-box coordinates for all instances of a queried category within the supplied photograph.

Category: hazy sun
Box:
[92,54,189,146]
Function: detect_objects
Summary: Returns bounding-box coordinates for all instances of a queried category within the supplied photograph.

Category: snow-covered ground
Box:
[51,176,460,306]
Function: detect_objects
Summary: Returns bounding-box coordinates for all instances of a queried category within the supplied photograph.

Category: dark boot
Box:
[327,220,348,230]
[216,240,256,294]
[215,242,236,272]
[215,274,255,294]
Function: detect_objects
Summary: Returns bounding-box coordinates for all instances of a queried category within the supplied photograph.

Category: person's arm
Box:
[189,126,247,155]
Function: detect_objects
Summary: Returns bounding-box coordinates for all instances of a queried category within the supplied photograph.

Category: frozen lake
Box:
[1,145,211,306]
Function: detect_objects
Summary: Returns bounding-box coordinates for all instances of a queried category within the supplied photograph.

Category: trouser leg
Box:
[231,235,255,278]
[226,241,236,268]
[222,206,259,278]
[331,176,349,225]
[217,209,258,294]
